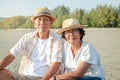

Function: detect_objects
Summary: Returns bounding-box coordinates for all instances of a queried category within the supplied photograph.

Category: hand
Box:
[49,77,54,80]
[49,76,56,80]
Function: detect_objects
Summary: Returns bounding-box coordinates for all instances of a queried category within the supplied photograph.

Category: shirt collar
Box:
[32,30,55,40]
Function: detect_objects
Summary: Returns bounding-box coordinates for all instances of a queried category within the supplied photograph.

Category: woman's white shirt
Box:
[63,41,105,78]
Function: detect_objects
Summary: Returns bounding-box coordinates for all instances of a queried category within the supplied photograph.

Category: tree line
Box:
[0,4,120,29]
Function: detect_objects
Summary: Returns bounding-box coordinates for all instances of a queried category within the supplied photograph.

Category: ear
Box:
[32,20,37,29]
[50,21,53,28]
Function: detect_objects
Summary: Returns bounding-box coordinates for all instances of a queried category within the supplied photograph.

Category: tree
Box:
[51,5,70,18]
[88,5,117,28]
[0,4,120,29]
[21,16,34,29]
[51,5,70,28]
[71,8,88,26]
[116,5,120,27]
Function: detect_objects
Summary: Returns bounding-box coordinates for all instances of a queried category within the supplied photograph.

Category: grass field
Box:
[0,28,120,80]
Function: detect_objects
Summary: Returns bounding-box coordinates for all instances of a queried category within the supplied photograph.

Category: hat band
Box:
[36,12,51,16]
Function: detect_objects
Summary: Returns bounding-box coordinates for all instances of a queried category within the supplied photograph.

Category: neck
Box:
[71,41,82,57]
[37,32,49,39]
[72,40,82,49]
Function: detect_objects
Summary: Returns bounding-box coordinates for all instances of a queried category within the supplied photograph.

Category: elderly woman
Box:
[55,18,105,80]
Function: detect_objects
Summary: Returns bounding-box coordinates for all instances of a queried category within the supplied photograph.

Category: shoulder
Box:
[18,31,37,44]
[22,31,37,39]
[82,41,99,55]
[82,41,94,49]
[50,31,63,42]
[24,31,37,37]
[63,41,71,51]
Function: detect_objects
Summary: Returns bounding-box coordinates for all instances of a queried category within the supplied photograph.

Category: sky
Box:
[0,0,120,18]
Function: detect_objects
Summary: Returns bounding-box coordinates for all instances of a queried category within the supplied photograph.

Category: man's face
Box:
[33,16,52,34]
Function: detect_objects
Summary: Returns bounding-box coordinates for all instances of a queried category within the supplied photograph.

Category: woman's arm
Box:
[56,61,91,80]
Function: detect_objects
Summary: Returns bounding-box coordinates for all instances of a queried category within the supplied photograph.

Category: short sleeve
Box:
[10,34,27,57]
[80,44,100,65]
[51,39,63,62]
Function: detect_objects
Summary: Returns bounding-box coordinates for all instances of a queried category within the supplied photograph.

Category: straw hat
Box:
[31,7,55,21]
[56,18,87,34]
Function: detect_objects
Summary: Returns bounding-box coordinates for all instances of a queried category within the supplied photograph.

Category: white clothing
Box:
[63,41,105,78]
[10,31,63,76]
[24,38,49,76]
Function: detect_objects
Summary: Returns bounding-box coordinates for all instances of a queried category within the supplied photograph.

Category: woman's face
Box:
[64,29,81,44]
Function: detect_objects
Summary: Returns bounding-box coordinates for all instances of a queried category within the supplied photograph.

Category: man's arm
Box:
[0,53,15,70]
[42,62,61,80]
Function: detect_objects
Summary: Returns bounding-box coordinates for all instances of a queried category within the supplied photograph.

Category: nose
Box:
[40,20,44,24]
[68,32,75,36]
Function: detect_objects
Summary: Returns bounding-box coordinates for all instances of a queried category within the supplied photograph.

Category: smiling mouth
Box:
[69,37,76,40]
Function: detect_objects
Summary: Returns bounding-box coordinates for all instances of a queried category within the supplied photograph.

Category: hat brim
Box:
[56,25,87,34]
[31,14,55,22]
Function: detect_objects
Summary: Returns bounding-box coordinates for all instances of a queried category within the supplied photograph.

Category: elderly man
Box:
[0,7,63,80]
